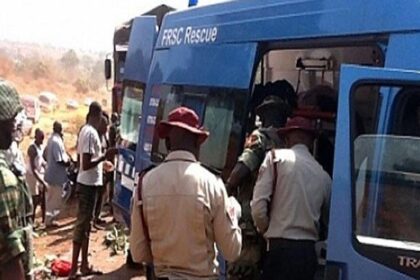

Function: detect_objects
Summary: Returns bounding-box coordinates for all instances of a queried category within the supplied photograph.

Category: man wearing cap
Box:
[251,117,331,280]
[0,81,34,280]
[226,81,296,280]
[130,106,242,280]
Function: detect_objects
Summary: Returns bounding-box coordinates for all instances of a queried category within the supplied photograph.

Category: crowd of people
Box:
[0,80,120,279]
[1,77,333,280]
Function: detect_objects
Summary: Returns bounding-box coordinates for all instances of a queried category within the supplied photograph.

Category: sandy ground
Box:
[33,198,145,280]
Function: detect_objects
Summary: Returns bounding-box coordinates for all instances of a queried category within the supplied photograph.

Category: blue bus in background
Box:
[121,0,420,278]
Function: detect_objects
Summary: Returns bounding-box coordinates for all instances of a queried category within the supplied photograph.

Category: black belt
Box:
[267,238,315,251]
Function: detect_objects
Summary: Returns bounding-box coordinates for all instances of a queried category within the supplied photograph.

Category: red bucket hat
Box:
[278,116,316,135]
[157,107,209,144]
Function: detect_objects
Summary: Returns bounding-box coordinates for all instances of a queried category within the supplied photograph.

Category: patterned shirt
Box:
[0,152,32,267]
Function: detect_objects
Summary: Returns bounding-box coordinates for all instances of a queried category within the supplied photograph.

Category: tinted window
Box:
[120,85,143,143]
[151,85,247,177]
[353,86,420,251]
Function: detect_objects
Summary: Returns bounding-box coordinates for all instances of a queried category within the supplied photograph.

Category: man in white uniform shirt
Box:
[251,117,331,280]
[130,106,242,280]
[69,102,115,278]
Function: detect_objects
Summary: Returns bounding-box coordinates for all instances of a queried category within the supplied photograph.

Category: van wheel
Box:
[126,249,140,269]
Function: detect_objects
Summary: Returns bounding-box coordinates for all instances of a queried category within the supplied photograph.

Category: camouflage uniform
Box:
[0,81,34,280]
[228,127,283,280]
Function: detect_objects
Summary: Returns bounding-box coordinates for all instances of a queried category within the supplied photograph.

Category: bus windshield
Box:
[120,85,143,144]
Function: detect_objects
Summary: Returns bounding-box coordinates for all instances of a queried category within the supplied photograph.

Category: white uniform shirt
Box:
[76,124,102,186]
[251,144,331,241]
[130,151,242,279]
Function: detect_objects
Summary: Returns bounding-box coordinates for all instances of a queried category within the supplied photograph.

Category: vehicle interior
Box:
[150,44,386,182]
[252,44,385,175]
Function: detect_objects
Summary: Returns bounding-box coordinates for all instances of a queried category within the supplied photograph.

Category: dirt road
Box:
[33,199,145,280]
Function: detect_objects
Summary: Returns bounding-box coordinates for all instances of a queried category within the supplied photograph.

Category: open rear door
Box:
[124,16,157,83]
[327,65,420,280]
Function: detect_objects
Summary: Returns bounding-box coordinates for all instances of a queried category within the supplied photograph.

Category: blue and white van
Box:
[125,0,420,278]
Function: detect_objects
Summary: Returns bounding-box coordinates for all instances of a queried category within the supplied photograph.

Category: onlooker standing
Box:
[108,112,120,148]
[107,112,119,212]
[44,121,70,227]
[93,114,110,228]
[5,110,27,174]
[69,102,115,278]
[26,128,47,222]
[0,81,34,280]
[130,107,242,279]
[251,117,331,280]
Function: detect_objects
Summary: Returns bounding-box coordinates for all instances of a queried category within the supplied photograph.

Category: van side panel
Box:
[148,43,257,89]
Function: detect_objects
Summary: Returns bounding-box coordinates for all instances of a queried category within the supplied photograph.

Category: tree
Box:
[60,49,79,69]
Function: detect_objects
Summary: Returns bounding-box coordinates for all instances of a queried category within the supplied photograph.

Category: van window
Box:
[151,85,247,175]
[120,84,144,144]
[353,85,420,251]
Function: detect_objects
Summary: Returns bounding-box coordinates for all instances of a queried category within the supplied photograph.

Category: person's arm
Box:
[80,131,115,171]
[0,185,26,279]
[226,130,267,192]
[81,153,105,171]
[52,141,70,167]
[213,179,242,261]
[250,152,275,234]
[28,145,47,187]
[226,162,251,193]
[129,186,152,264]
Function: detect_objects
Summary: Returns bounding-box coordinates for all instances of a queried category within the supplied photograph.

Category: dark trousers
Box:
[94,184,106,220]
[262,239,317,280]
[73,184,98,243]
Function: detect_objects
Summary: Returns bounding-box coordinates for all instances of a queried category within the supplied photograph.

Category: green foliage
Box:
[103,224,128,256]
[32,254,55,280]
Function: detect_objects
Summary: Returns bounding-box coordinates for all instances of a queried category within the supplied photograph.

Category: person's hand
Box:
[103,160,115,172]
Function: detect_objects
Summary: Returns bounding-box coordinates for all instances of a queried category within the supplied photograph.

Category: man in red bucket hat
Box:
[251,116,331,280]
[130,106,242,280]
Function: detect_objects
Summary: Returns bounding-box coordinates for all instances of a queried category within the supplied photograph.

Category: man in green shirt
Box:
[0,81,33,280]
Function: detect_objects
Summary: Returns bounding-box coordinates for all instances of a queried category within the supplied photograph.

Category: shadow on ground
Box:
[90,264,145,280]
